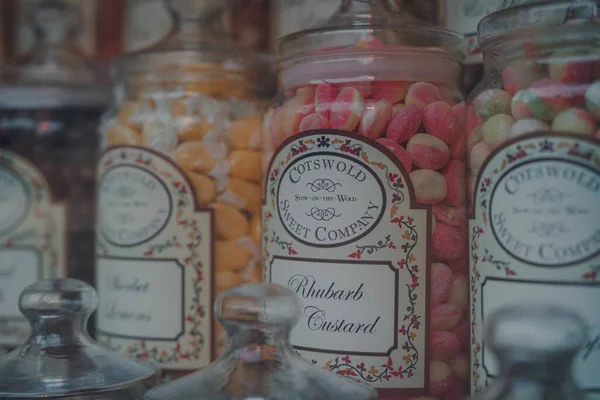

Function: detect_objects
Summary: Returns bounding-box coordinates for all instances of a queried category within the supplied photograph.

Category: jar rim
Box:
[478,0,600,48]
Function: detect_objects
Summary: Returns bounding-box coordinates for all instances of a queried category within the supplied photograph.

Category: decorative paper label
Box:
[95,146,214,371]
[470,134,600,393]
[263,131,430,395]
[0,150,66,345]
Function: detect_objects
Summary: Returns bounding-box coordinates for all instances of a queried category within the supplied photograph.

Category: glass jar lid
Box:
[0,279,159,399]
[278,0,464,89]
[143,283,378,400]
[0,0,112,108]
[486,304,588,365]
[116,0,273,85]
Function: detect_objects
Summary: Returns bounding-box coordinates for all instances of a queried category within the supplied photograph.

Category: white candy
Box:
[510,118,549,138]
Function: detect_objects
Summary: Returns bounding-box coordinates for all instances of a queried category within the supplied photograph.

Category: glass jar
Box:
[0,278,159,399]
[470,305,588,400]
[96,0,275,377]
[466,1,600,395]
[262,0,468,397]
[0,0,111,350]
[143,282,378,400]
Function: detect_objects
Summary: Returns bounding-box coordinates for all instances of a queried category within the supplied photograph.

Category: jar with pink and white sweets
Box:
[261,0,469,398]
[466,1,600,396]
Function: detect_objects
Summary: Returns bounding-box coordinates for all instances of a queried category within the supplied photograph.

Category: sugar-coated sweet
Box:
[228,117,262,150]
[338,81,373,98]
[315,84,338,118]
[228,150,262,182]
[449,355,469,383]
[281,90,316,137]
[437,83,457,106]
[511,88,535,119]
[441,380,468,400]
[216,269,244,292]
[187,171,217,204]
[211,202,249,240]
[372,80,410,103]
[470,141,493,175]
[406,134,450,170]
[466,103,484,133]
[482,114,514,148]
[267,107,286,148]
[405,82,442,109]
[451,320,469,351]
[447,250,468,274]
[423,101,461,145]
[451,102,466,131]
[548,49,593,84]
[551,107,597,135]
[510,118,549,138]
[386,104,422,144]
[106,123,141,147]
[216,239,253,271]
[410,169,448,204]
[474,88,512,120]
[502,59,546,95]
[392,102,405,114]
[299,113,331,132]
[585,80,600,119]
[431,216,438,236]
[447,274,468,311]
[433,204,466,228]
[527,79,572,121]
[329,87,365,131]
[429,361,455,397]
[441,160,466,207]
[376,138,412,172]
[432,223,464,261]
[173,141,227,172]
[221,179,262,212]
[467,125,483,153]
[448,135,465,161]
[431,263,454,306]
[431,331,461,361]
[358,99,393,139]
[431,304,463,331]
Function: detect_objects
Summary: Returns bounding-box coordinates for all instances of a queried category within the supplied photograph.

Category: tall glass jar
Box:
[0,0,111,350]
[262,0,468,397]
[466,1,600,395]
[95,0,274,378]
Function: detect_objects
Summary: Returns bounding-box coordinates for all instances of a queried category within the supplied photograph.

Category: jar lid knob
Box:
[215,283,301,328]
[19,278,97,321]
[29,0,81,45]
[486,304,588,362]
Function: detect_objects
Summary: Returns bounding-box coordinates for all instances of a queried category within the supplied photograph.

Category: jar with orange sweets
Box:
[466,2,600,395]
[95,0,274,376]
[262,0,469,398]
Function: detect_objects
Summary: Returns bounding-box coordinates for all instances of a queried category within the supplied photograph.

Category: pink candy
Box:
[406,134,450,170]
[386,104,422,144]
[430,263,453,306]
[429,361,455,397]
[431,304,463,331]
[314,84,338,118]
[376,138,412,173]
[373,80,411,103]
[299,113,331,132]
[406,82,442,109]
[431,331,461,361]
[432,223,465,261]
[359,99,393,139]
[423,102,461,145]
[441,161,466,207]
[330,87,365,131]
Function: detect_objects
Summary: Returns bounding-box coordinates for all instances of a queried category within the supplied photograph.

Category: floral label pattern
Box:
[263,131,430,395]
[470,134,600,393]
[0,150,66,346]
[96,146,214,371]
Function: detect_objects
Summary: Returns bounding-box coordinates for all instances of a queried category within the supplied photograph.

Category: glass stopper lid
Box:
[120,0,271,76]
[143,283,377,400]
[0,279,158,399]
[486,304,588,364]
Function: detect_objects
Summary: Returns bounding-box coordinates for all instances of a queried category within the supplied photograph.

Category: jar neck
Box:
[30,315,88,350]
[481,32,598,75]
[500,357,581,390]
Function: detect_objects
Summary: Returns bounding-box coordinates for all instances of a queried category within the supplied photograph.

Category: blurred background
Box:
[0,0,448,68]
